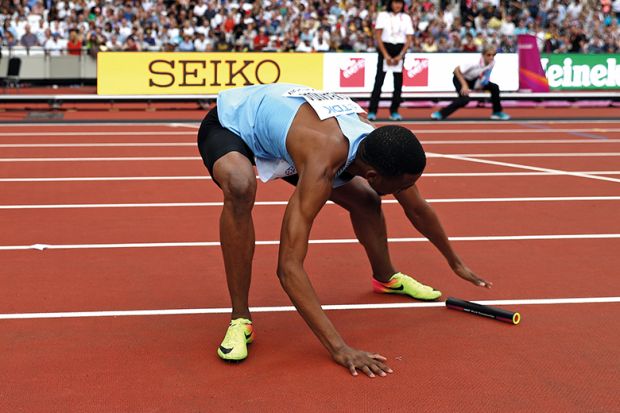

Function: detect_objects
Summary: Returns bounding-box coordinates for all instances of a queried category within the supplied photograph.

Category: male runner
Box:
[197,83,491,377]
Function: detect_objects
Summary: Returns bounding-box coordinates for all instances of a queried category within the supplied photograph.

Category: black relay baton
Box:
[446,297,521,325]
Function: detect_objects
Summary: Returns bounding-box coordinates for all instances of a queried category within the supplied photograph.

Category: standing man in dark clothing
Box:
[367,0,413,121]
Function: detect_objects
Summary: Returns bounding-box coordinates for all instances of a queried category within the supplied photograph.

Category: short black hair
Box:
[387,0,405,13]
[359,125,426,176]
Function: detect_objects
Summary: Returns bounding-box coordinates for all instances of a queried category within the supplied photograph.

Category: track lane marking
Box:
[1,297,619,320]
[1,196,620,209]
[0,132,197,136]
[0,157,201,162]
[2,233,620,251]
[2,172,620,182]
[437,152,620,157]
[0,143,195,148]
[0,119,618,128]
[2,152,620,162]
[3,139,620,148]
[1,128,620,137]
[431,152,620,184]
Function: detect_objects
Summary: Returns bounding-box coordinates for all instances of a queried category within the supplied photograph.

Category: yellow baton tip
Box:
[512,312,521,325]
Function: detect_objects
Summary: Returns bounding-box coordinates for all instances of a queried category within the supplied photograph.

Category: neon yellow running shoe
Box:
[373,272,442,301]
[217,318,254,362]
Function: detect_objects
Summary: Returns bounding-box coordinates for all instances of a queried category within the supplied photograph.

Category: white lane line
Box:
[1,128,619,137]
[413,128,620,134]
[424,171,620,177]
[0,120,617,128]
[394,120,620,125]
[2,233,620,251]
[1,296,619,320]
[2,196,620,210]
[0,131,196,136]
[2,172,620,182]
[431,152,620,184]
[0,176,212,182]
[421,139,620,144]
[443,152,620,157]
[168,123,199,129]
[0,129,196,138]
[3,139,620,148]
[1,152,619,162]
[0,156,200,162]
[0,122,201,127]
[0,142,195,148]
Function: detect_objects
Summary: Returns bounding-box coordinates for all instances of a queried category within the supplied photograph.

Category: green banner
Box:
[541,54,620,90]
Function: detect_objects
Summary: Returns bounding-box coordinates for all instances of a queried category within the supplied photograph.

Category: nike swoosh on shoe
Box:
[219,346,233,354]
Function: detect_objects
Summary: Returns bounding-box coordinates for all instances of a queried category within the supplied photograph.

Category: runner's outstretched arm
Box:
[394,185,492,288]
[276,125,393,377]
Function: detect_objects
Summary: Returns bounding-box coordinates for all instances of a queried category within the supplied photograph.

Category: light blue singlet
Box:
[216,83,374,187]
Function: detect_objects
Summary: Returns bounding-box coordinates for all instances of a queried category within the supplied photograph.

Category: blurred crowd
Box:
[0,0,619,57]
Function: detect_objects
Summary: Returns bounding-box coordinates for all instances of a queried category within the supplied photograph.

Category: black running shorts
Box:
[197,106,255,185]
[197,105,301,187]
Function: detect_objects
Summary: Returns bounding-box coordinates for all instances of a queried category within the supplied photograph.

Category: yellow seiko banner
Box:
[97,52,324,95]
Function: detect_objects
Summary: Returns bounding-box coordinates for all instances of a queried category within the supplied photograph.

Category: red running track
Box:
[0,116,619,412]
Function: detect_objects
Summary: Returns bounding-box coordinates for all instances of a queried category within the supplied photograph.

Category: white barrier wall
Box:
[323,53,519,93]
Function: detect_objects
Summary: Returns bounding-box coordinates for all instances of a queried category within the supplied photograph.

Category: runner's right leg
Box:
[212,152,257,321]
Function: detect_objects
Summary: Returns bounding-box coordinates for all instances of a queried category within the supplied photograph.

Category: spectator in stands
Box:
[0,0,613,56]
[86,32,105,58]
[462,32,478,51]
[437,36,450,52]
[513,18,529,35]
[498,33,516,52]
[105,33,123,51]
[3,31,17,50]
[431,45,511,121]
[1,20,15,41]
[500,13,516,36]
[299,26,312,44]
[66,28,82,56]
[33,19,48,45]
[311,26,331,51]
[295,37,312,52]
[280,32,297,52]
[367,0,414,122]
[421,35,438,52]
[20,24,39,49]
[253,27,270,51]
[569,23,587,52]
[567,0,584,20]
[177,33,195,51]
[194,31,212,52]
[193,0,208,19]
[122,35,141,52]
[44,32,65,56]
[214,31,231,52]
[448,32,462,51]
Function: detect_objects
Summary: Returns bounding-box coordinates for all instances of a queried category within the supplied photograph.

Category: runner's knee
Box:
[221,172,256,210]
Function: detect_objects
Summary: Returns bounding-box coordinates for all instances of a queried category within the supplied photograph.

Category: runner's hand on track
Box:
[452,262,492,288]
[461,87,471,96]
[332,345,393,377]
